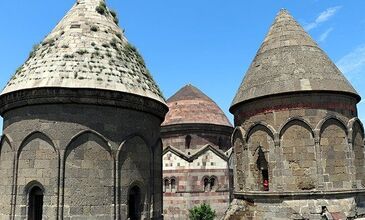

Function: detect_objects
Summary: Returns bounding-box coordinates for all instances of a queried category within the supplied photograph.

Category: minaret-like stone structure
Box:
[0,0,167,219]
[226,9,365,219]
[161,85,233,219]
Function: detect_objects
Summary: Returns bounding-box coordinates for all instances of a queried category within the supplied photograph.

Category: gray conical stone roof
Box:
[1,0,165,104]
[231,9,359,110]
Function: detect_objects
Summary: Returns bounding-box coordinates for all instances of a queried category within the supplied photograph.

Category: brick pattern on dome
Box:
[2,0,165,103]
[163,85,232,126]
[231,9,359,108]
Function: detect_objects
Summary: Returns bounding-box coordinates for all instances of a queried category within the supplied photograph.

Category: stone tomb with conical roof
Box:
[226,9,365,219]
[161,85,234,219]
[0,0,167,219]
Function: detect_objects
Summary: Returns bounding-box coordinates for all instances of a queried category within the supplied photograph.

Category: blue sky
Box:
[0,0,365,125]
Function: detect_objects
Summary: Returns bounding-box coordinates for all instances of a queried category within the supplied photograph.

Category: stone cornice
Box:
[161,123,233,136]
[0,88,168,120]
[234,189,365,200]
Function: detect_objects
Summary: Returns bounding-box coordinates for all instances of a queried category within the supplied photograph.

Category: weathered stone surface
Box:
[0,0,167,219]
[2,0,165,104]
[231,9,359,108]
[0,101,165,219]
[227,8,365,220]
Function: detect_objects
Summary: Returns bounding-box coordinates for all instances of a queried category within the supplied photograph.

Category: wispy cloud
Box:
[337,45,365,79]
[305,6,342,31]
[319,27,334,42]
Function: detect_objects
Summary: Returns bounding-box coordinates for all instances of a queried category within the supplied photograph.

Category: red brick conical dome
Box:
[163,84,232,126]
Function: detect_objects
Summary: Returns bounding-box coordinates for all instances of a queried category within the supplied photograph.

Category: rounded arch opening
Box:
[203,176,209,192]
[210,176,218,191]
[163,178,170,193]
[28,184,44,220]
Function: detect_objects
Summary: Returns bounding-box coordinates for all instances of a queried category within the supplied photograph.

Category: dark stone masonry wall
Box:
[0,102,164,220]
[227,92,365,219]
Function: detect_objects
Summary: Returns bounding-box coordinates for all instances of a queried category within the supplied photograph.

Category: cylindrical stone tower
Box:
[0,0,167,219]
[161,85,234,219]
[226,9,365,219]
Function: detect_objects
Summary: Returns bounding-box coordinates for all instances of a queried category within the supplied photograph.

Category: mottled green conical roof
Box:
[1,0,165,104]
[231,9,359,110]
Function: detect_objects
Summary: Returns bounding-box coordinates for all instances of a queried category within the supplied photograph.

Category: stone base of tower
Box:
[223,191,365,219]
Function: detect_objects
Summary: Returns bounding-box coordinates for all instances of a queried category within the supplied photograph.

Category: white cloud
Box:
[319,27,334,42]
[305,6,342,31]
[337,45,365,79]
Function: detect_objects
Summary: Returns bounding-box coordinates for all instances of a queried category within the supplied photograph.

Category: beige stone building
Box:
[225,9,365,219]
[0,0,167,219]
[161,85,233,219]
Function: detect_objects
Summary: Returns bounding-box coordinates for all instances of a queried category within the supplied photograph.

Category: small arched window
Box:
[171,178,176,192]
[185,135,192,149]
[164,178,170,193]
[210,177,216,191]
[28,185,44,220]
[203,177,209,192]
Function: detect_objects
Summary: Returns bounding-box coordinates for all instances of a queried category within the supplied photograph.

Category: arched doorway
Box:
[28,186,44,220]
[128,186,142,220]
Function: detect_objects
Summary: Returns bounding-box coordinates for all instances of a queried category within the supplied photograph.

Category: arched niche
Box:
[15,132,58,219]
[246,124,275,191]
[231,127,246,191]
[280,119,316,191]
[352,120,365,187]
[63,131,113,218]
[0,135,14,217]
[320,118,350,189]
[118,135,151,219]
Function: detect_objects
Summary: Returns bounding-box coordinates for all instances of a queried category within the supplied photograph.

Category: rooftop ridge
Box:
[167,84,213,102]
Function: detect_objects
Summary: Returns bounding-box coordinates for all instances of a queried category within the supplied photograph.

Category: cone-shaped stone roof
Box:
[163,84,232,127]
[1,0,165,104]
[231,9,359,110]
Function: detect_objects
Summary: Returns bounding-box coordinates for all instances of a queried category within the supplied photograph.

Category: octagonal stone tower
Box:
[161,85,234,219]
[0,0,167,219]
[226,9,365,219]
